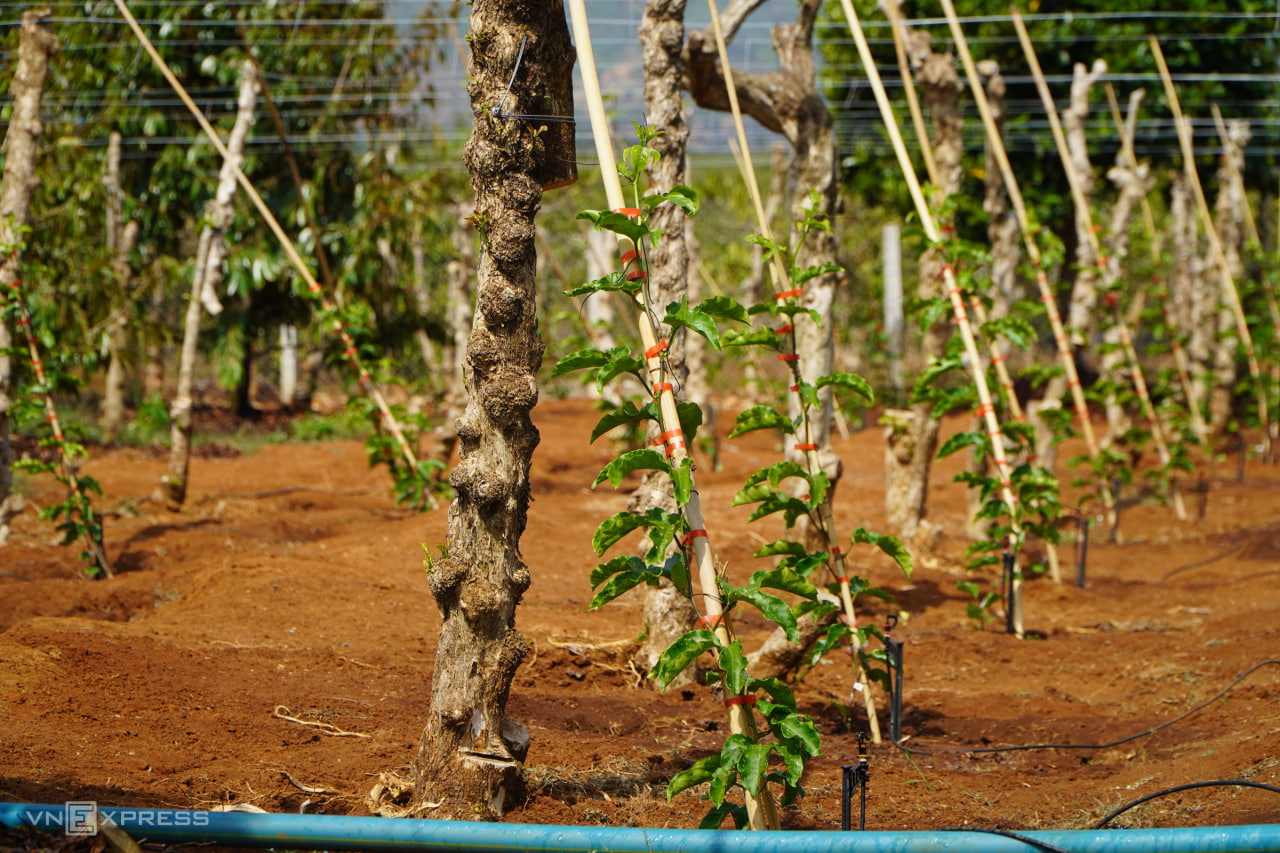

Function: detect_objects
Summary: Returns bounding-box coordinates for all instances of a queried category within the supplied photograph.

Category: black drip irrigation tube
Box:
[1076,513,1089,588]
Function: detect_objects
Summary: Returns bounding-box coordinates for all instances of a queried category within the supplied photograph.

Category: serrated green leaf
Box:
[749,676,796,710]
[597,348,647,389]
[565,271,641,297]
[719,639,749,696]
[794,262,842,285]
[723,327,782,350]
[730,405,795,438]
[675,402,703,447]
[592,508,670,555]
[593,448,672,490]
[938,429,986,460]
[777,713,822,756]
[590,401,657,443]
[651,629,718,689]
[589,568,659,609]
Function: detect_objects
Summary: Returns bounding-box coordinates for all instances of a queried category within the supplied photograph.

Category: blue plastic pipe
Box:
[2,802,1279,852]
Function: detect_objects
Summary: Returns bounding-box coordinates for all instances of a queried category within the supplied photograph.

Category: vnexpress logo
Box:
[65,802,98,837]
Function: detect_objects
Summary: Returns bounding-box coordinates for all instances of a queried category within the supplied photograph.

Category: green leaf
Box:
[588,567,659,610]
[753,539,809,559]
[593,448,672,490]
[816,372,875,405]
[746,494,811,527]
[723,327,782,350]
[697,295,750,325]
[596,347,647,389]
[577,209,656,245]
[777,713,822,756]
[749,566,818,599]
[565,271,640,297]
[730,405,795,438]
[590,401,657,443]
[749,676,796,710]
[723,582,799,642]
[589,554,647,589]
[592,508,670,556]
[664,299,723,351]
[676,402,704,447]
[938,430,986,460]
[794,262,843,285]
[551,348,607,379]
[671,457,694,507]
[667,753,720,799]
[853,527,913,578]
[737,743,772,795]
[719,639,749,696]
[651,629,718,689]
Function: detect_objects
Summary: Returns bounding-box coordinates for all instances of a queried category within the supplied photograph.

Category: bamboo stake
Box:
[566,0,777,830]
[1150,35,1271,461]
[1104,83,1211,446]
[3,281,112,576]
[838,0,1025,637]
[708,0,881,743]
[1004,25,1184,522]
[926,1,1113,536]
[111,0,422,488]
[886,6,1055,581]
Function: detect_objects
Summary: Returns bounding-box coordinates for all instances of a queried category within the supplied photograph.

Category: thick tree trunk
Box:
[278,325,298,408]
[164,62,258,510]
[0,9,56,542]
[883,21,961,545]
[1172,176,1212,424]
[1062,61,1106,349]
[741,145,789,397]
[633,0,700,680]
[408,0,571,819]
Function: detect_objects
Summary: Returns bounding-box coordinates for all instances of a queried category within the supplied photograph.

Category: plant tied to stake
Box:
[558,130,908,828]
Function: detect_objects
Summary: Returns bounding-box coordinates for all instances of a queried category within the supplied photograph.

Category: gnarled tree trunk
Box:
[1207,120,1250,434]
[407,0,572,819]
[101,132,139,444]
[1062,60,1106,349]
[883,19,961,545]
[164,62,259,510]
[0,9,57,542]
[632,0,701,680]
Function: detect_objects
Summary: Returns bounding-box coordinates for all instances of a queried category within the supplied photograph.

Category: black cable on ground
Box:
[937,826,1071,853]
[1094,780,1280,829]
[891,659,1280,756]
[1159,540,1247,581]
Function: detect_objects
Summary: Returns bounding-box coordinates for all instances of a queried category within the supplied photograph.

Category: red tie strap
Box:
[794,442,818,451]
[775,288,804,301]
[724,694,758,708]
[645,339,668,359]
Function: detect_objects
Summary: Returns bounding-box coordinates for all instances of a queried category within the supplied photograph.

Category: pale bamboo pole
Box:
[706,0,881,743]
[1150,36,1271,460]
[926,1,1113,536]
[566,0,777,830]
[1105,83,1211,446]
[838,0,1025,637]
[1009,10,1184,529]
[111,0,422,484]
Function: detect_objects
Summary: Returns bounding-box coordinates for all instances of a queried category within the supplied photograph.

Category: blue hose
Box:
[2,802,1279,852]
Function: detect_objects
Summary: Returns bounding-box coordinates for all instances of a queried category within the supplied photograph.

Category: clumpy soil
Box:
[2,398,1278,834]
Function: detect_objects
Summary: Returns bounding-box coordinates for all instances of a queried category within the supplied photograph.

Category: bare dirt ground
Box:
[2,398,1278,834]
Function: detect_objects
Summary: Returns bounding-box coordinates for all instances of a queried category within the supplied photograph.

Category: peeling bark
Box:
[0,9,57,542]
[1207,121,1250,434]
[409,0,572,819]
[101,132,138,444]
[883,19,961,545]
[164,62,259,510]
[1062,60,1107,350]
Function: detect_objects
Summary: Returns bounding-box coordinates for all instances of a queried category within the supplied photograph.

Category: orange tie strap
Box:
[778,353,800,362]
[794,442,818,451]
[613,207,641,219]
[774,324,794,335]
[775,288,804,301]
[652,381,673,394]
[620,249,638,265]
[698,611,723,630]
[645,339,668,359]
[685,528,709,546]
[724,694,758,708]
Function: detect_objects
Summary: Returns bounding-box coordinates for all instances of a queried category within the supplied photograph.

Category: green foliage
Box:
[956,579,1001,630]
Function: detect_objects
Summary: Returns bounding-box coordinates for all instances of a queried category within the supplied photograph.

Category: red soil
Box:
[1,398,1278,833]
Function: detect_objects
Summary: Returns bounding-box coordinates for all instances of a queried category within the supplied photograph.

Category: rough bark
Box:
[883,20,961,545]
[164,62,259,510]
[633,0,701,680]
[278,325,298,408]
[1207,121,1249,434]
[434,203,473,461]
[1171,175,1211,422]
[0,9,57,542]
[1098,157,1155,443]
[1062,60,1106,349]
[101,132,138,444]
[408,0,571,819]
